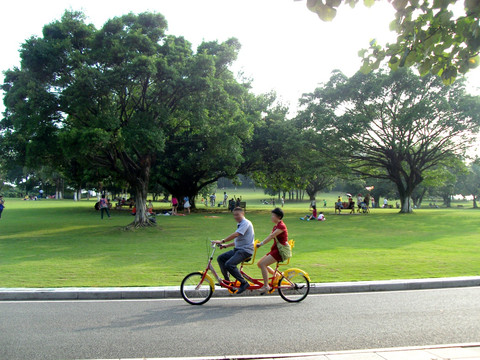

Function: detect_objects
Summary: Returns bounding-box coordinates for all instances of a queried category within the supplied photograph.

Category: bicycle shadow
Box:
[76,298,303,332]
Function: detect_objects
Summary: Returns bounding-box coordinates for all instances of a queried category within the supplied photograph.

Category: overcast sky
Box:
[1,0,480,115]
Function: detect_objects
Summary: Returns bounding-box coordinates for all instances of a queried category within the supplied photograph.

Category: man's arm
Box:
[212,232,240,247]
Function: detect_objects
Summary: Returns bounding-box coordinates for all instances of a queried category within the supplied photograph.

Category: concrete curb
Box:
[128,343,480,360]
[1,276,480,301]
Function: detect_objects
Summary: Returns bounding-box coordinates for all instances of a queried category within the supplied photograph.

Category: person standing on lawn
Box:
[223,192,228,207]
[256,207,289,294]
[172,197,178,215]
[0,196,5,219]
[212,207,255,295]
[99,195,111,219]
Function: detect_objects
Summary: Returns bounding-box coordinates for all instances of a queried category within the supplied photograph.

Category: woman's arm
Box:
[257,228,284,247]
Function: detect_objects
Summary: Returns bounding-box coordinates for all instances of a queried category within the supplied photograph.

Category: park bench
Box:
[115,203,131,210]
[239,201,247,211]
[335,201,355,214]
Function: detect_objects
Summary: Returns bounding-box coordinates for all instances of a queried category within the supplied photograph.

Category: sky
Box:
[1,0,480,115]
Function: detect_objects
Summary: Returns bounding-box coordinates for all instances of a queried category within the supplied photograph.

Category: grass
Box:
[0,191,479,287]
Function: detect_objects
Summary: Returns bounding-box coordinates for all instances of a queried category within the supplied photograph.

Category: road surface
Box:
[1,287,480,360]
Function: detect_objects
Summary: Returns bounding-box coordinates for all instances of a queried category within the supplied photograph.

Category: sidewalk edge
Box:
[1,276,480,301]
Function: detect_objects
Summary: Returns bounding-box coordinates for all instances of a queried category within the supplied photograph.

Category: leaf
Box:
[326,0,342,7]
[364,0,375,7]
[358,49,368,57]
[399,48,411,67]
[418,59,432,76]
[306,0,319,12]
[403,50,417,67]
[360,62,371,74]
[316,5,337,21]
[468,55,480,69]
[465,0,480,12]
[442,66,457,85]
[389,19,400,32]
[433,0,451,9]
[392,0,408,10]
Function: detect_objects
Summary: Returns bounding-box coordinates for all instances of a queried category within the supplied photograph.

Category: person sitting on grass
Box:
[300,205,317,221]
[212,207,255,295]
[348,196,355,209]
[317,212,325,221]
[256,208,289,295]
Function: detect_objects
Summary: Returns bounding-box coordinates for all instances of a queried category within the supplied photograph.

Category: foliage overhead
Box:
[301,0,480,84]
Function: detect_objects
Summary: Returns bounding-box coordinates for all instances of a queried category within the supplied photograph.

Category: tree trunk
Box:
[306,185,317,201]
[473,195,478,209]
[132,181,152,227]
[400,195,413,213]
[442,194,451,208]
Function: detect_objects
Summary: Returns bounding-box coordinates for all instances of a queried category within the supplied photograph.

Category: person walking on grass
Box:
[99,195,111,220]
[0,196,5,219]
[212,207,255,295]
[223,192,228,207]
[256,208,288,294]
[183,196,191,214]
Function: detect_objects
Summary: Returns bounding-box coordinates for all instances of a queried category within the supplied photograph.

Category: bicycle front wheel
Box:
[180,272,213,305]
[278,273,310,303]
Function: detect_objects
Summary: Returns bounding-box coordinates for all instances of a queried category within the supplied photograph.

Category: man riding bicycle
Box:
[212,207,254,295]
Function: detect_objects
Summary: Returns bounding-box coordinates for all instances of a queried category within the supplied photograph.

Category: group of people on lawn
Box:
[171,196,191,215]
[212,207,288,295]
[97,195,158,219]
[335,193,373,214]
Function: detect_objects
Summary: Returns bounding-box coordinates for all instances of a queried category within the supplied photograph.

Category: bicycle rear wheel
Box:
[278,273,310,303]
[180,272,213,305]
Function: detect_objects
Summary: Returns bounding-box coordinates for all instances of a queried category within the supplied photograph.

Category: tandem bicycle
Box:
[180,240,310,305]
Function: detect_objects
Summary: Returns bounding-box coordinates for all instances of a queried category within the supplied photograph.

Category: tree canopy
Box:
[1,11,265,226]
[297,68,480,212]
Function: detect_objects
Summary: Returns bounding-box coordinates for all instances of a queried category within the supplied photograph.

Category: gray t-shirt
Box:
[235,218,255,254]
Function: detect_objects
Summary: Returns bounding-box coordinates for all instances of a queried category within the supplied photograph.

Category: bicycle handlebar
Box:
[210,240,222,249]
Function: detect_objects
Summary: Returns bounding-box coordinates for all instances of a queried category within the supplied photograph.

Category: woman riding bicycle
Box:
[256,207,288,295]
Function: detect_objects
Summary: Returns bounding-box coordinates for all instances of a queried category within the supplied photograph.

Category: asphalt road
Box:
[1,287,480,360]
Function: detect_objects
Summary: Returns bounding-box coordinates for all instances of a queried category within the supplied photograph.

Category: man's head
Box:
[233,207,244,223]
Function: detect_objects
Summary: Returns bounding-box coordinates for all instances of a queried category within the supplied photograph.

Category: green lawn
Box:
[0,194,479,287]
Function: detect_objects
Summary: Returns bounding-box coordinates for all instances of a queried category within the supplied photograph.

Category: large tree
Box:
[155,40,264,206]
[1,11,258,225]
[298,68,480,213]
[301,0,480,83]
